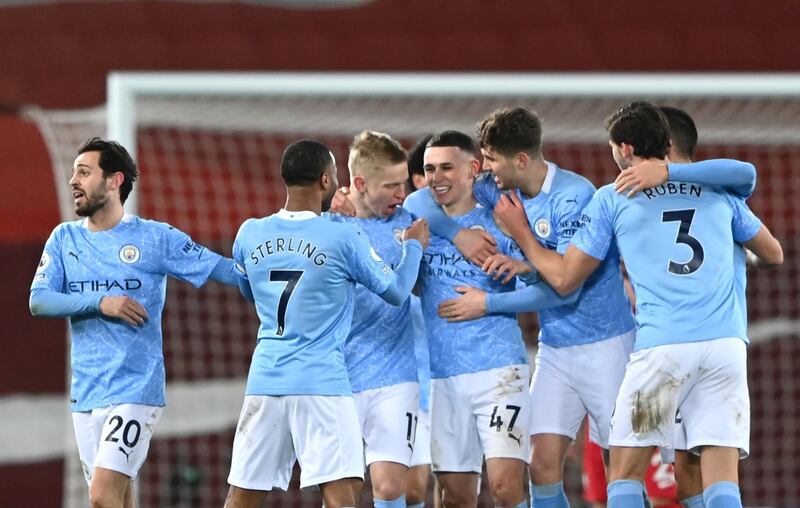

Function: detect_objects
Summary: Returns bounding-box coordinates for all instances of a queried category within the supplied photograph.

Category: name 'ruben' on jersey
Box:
[328,209,417,393]
[419,204,527,379]
[473,163,636,347]
[232,210,398,397]
[571,182,762,351]
[31,215,223,412]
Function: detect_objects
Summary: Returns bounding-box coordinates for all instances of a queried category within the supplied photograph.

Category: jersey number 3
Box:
[662,209,704,275]
[269,270,304,335]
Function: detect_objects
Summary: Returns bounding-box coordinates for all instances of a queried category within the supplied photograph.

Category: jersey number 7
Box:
[269,270,304,336]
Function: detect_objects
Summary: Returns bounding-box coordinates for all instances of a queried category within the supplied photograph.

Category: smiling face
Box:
[423,146,477,210]
[69,151,114,217]
[480,146,520,190]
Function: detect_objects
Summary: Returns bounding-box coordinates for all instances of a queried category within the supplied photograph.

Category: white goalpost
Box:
[22,72,800,508]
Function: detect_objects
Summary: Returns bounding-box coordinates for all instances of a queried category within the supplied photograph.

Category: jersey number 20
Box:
[662,209,704,275]
[269,270,304,336]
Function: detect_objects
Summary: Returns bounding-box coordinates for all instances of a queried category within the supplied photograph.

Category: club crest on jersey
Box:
[37,252,51,271]
[534,218,551,238]
[119,244,141,264]
[393,228,404,245]
[469,225,487,232]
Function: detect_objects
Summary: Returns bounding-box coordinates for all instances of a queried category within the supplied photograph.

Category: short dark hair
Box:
[660,106,698,159]
[605,102,670,159]
[281,139,334,186]
[426,130,478,156]
[77,137,138,204]
[477,106,542,156]
[407,134,432,179]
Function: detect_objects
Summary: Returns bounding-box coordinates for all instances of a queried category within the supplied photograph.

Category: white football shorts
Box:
[610,337,749,458]
[227,394,365,491]
[529,329,635,448]
[354,381,419,467]
[430,364,530,473]
[72,403,163,485]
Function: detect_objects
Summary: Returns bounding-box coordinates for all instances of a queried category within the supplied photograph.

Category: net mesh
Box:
[26,87,800,508]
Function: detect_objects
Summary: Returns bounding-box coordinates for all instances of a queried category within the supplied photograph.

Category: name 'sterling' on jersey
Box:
[249,236,328,266]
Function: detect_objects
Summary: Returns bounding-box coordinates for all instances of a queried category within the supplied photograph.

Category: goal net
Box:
[26,72,800,508]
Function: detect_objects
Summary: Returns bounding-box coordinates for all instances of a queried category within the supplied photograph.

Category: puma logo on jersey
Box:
[68,251,79,261]
[508,432,522,446]
[118,447,132,462]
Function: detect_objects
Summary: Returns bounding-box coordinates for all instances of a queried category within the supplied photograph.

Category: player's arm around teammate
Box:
[619,106,782,508]
[565,103,779,508]
[224,140,427,508]
[417,131,530,508]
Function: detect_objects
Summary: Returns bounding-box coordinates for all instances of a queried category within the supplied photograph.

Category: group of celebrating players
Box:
[30,100,784,508]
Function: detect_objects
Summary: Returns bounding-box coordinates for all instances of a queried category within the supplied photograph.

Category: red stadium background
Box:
[1,1,798,506]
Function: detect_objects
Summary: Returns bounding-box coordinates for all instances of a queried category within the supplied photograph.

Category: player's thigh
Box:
[93,404,162,480]
[529,344,585,441]
[436,472,480,508]
[580,330,635,448]
[409,409,431,468]
[430,376,483,473]
[356,381,419,467]
[485,456,526,493]
[227,396,296,492]
[320,477,364,508]
[89,467,132,507]
[681,338,749,458]
[72,409,105,485]
[289,395,365,490]
[609,344,697,450]
[473,364,531,463]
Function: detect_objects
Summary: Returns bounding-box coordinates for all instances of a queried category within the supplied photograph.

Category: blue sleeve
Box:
[485,281,580,313]
[347,224,398,296]
[570,188,615,260]
[209,257,240,286]
[472,172,502,208]
[403,188,461,241]
[30,227,66,292]
[728,196,763,243]
[29,288,101,317]
[231,221,253,300]
[669,159,756,198]
[159,225,223,287]
[379,240,424,305]
[237,277,255,303]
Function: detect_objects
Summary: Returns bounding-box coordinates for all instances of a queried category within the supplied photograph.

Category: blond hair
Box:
[348,130,407,179]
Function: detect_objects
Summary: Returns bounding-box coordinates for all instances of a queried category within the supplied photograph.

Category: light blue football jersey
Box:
[410,295,431,412]
[30,214,223,411]
[732,197,762,329]
[419,204,528,379]
[233,209,418,397]
[328,209,418,393]
[571,183,762,351]
[473,163,636,347]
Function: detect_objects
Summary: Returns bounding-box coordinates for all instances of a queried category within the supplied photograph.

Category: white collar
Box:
[80,212,134,229]
[275,209,318,220]
[541,161,557,194]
